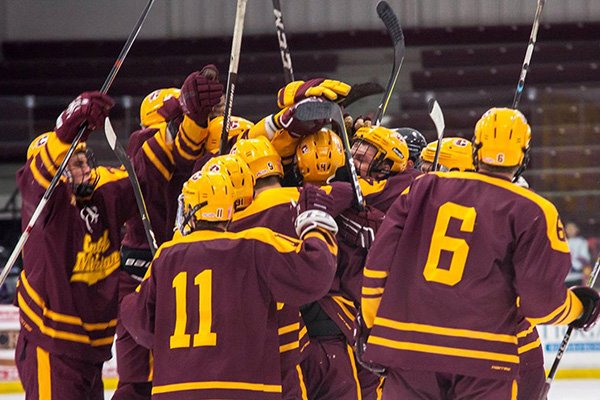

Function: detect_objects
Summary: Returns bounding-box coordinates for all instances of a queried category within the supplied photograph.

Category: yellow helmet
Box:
[296,128,345,185]
[27,132,51,159]
[420,137,475,172]
[230,136,284,180]
[139,88,181,127]
[205,116,254,154]
[201,155,255,211]
[354,126,408,175]
[473,108,531,167]
[180,170,235,230]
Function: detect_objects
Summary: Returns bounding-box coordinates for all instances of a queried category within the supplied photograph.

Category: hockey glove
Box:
[569,286,600,331]
[273,97,330,138]
[354,309,387,377]
[293,184,338,239]
[179,65,224,128]
[55,91,114,143]
[277,78,351,108]
[337,206,385,249]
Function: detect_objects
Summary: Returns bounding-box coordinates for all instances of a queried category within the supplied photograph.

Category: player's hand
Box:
[337,206,385,249]
[569,286,600,331]
[157,96,183,125]
[293,184,338,238]
[274,97,330,138]
[179,65,224,128]
[353,115,372,132]
[277,78,351,108]
[354,309,387,377]
[55,91,114,143]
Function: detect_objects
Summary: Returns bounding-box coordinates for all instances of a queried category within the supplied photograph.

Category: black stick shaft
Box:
[272,0,294,83]
[219,0,248,155]
[512,0,545,109]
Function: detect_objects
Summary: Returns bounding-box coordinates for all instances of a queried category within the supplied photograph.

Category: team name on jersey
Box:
[71,230,120,285]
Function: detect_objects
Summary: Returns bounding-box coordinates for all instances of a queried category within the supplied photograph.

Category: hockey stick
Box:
[219,0,248,155]
[374,1,405,126]
[538,255,600,400]
[294,101,365,209]
[0,0,155,290]
[428,99,445,171]
[512,0,545,183]
[104,117,158,255]
[339,82,385,108]
[512,0,545,109]
[272,0,294,84]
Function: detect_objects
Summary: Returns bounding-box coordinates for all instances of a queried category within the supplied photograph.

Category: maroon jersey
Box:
[335,170,422,307]
[120,227,337,400]
[16,132,140,362]
[361,171,583,380]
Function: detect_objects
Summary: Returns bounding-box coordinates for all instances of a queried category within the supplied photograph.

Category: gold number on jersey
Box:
[423,202,477,286]
[170,270,217,349]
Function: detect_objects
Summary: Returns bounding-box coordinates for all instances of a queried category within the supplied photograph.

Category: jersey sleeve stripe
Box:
[30,157,52,189]
[362,287,384,296]
[142,142,172,180]
[518,338,541,355]
[278,322,300,336]
[151,380,282,395]
[279,341,299,353]
[363,268,389,279]
[152,132,175,165]
[527,290,582,326]
[368,335,519,364]
[175,135,199,160]
[374,316,518,344]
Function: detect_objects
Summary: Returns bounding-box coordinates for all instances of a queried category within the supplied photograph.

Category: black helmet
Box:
[395,128,427,163]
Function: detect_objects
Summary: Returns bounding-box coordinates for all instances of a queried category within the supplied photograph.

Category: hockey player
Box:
[15,92,142,399]
[294,128,345,186]
[298,125,417,400]
[114,67,224,400]
[359,108,600,399]
[396,127,427,170]
[120,168,340,400]
[418,137,475,173]
[229,135,354,399]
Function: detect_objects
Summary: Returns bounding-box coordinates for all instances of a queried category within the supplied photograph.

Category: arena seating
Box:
[0,21,598,235]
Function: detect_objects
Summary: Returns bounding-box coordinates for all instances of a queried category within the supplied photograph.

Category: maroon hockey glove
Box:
[296,184,334,215]
[354,309,387,377]
[55,91,114,143]
[157,95,183,125]
[569,286,600,331]
[337,206,385,249]
[292,184,338,239]
[179,66,224,128]
[275,97,330,138]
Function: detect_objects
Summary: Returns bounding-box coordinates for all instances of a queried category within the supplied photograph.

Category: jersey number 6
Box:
[170,270,217,349]
[423,202,477,286]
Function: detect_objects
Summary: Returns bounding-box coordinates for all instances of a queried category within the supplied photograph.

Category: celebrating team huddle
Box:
[13,67,600,400]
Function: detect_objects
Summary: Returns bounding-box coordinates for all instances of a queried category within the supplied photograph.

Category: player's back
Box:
[141,227,335,399]
[363,171,572,381]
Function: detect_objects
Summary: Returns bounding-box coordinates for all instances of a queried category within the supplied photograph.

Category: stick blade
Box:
[428,99,445,139]
[377,1,404,46]
[293,100,335,122]
[339,82,385,108]
[104,117,118,150]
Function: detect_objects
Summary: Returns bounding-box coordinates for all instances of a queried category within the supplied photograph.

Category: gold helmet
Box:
[178,170,235,234]
[201,155,255,211]
[205,116,255,154]
[473,108,531,168]
[296,128,345,185]
[353,126,408,178]
[139,88,181,127]
[420,137,475,172]
[230,136,284,180]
